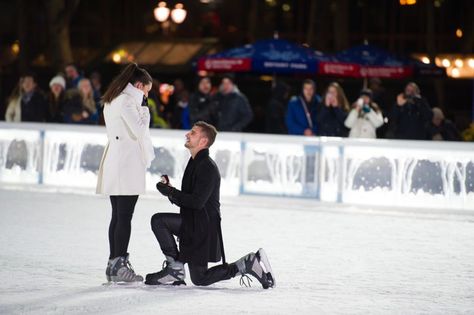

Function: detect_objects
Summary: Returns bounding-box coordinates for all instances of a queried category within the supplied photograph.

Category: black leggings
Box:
[109,195,138,259]
[150,213,238,286]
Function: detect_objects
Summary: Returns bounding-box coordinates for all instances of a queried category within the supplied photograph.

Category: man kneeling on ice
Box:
[146,121,275,289]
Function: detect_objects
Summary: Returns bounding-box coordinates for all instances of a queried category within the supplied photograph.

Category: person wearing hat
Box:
[47,75,67,123]
[344,88,384,139]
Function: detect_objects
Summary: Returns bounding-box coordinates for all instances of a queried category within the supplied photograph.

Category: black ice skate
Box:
[145,256,186,286]
[109,254,144,283]
[235,248,275,289]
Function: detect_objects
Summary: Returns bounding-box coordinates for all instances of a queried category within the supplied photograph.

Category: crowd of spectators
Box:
[3,65,466,142]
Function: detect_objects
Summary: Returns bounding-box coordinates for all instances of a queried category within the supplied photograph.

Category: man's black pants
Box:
[150,213,238,286]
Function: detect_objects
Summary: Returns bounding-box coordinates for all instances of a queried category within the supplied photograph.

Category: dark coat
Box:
[20,91,48,122]
[316,104,349,137]
[169,149,222,265]
[215,91,253,132]
[389,96,432,140]
[188,92,216,125]
[429,120,463,141]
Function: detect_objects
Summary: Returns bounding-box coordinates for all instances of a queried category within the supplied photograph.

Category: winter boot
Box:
[145,256,186,285]
[109,254,143,283]
[234,248,275,289]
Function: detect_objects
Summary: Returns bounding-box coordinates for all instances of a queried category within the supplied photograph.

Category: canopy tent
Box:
[197,39,320,74]
[407,58,446,78]
[317,44,413,79]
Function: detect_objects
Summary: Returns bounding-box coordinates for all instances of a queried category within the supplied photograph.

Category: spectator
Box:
[64,63,83,89]
[214,75,253,132]
[19,73,48,122]
[189,76,215,125]
[89,71,102,102]
[167,79,189,128]
[173,89,191,130]
[90,71,104,124]
[47,75,67,123]
[344,89,384,139]
[5,78,23,122]
[389,82,432,140]
[369,78,390,138]
[429,107,462,141]
[265,81,290,134]
[63,78,99,124]
[317,82,350,137]
[147,79,169,128]
[285,79,319,136]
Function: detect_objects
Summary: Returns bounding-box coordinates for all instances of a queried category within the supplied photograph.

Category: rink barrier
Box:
[0,122,473,210]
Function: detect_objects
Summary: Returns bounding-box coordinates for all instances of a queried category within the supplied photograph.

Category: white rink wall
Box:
[0,122,473,210]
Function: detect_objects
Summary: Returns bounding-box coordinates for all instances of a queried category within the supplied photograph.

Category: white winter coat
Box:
[96,83,155,195]
[344,107,384,139]
[5,96,21,122]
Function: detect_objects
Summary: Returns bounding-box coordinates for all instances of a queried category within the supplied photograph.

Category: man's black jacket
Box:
[169,148,222,265]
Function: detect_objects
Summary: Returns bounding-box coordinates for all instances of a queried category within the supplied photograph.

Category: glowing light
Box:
[154,2,170,22]
[11,41,20,55]
[112,53,121,63]
[265,0,277,6]
[456,28,463,38]
[454,59,463,68]
[282,3,291,11]
[421,56,430,64]
[441,59,451,68]
[468,58,474,68]
[400,0,416,5]
[451,68,460,78]
[170,3,187,24]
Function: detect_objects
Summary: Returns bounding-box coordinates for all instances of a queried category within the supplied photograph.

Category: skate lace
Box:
[239,274,253,287]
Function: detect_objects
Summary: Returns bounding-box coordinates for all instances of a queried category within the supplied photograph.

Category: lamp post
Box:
[154,2,187,34]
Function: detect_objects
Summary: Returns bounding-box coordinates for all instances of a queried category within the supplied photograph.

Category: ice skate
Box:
[235,249,275,289]
[105,258,113,282]
[145,256,186,286]
[109,254,143,283]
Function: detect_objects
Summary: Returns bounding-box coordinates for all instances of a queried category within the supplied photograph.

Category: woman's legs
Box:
[108,196,118,259]
[108,195,138,259]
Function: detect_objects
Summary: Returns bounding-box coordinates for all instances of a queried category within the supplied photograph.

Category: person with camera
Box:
[344,89,384,139]
[147,121,275,289]
[389,82,432,140]
[96,63,155,283]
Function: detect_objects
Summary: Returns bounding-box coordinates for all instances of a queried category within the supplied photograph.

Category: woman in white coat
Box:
[96,63,155,282]
[344,89,384,139]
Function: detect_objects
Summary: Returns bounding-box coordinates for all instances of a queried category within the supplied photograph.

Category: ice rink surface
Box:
[1,188,474,315]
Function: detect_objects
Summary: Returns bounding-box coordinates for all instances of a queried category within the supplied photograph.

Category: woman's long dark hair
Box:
[102,63,152,104]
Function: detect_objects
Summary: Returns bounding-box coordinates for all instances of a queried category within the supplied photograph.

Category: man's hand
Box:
[156,182,174,196]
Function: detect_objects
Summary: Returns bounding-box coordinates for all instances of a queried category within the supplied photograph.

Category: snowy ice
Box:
[1,188,474,314]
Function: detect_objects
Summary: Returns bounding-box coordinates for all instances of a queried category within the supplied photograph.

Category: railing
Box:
[1,122,473,210]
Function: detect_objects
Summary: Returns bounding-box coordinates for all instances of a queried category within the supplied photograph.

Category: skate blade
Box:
[145,280,186,286]
[102,281,143,286]
[256,248,276,288]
